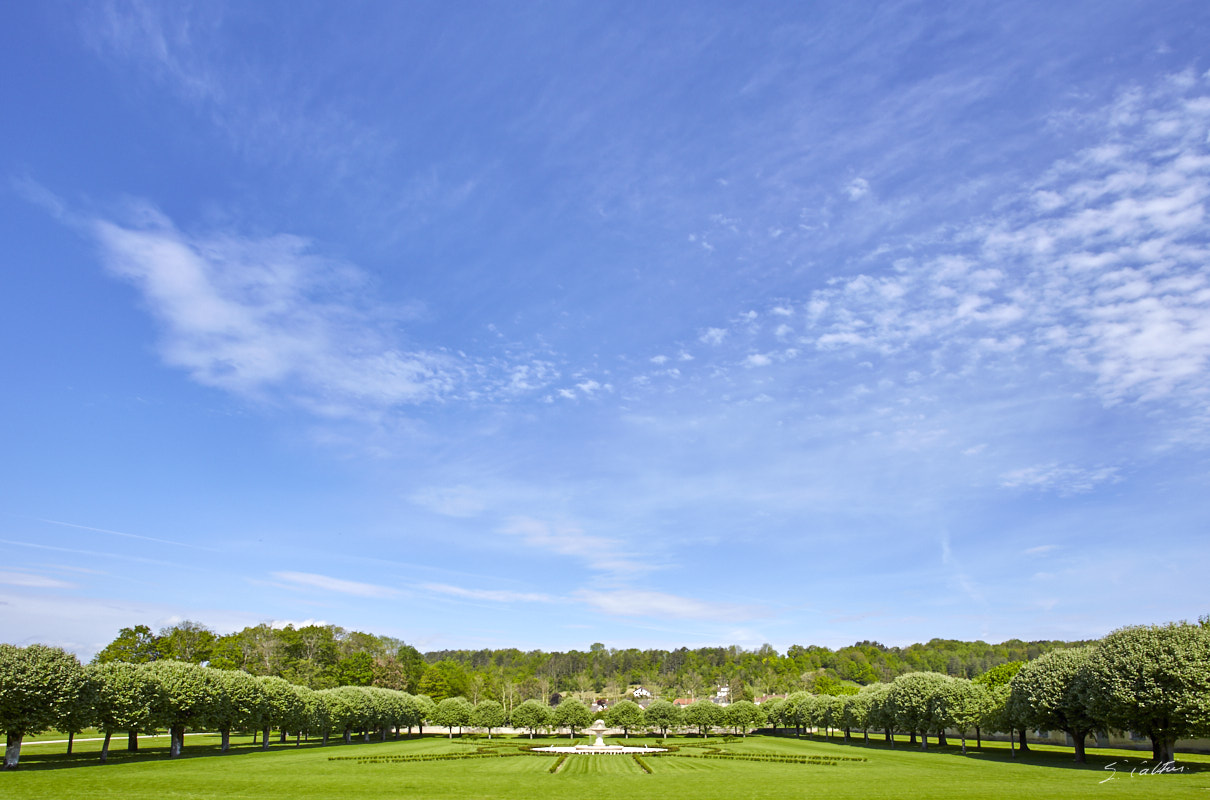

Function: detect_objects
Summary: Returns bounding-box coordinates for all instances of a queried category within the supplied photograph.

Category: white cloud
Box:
[699,327,728,345]
[0,571,76,589]
[423,583,552,603]
[499,517,652,578]
[574,589,759,622]
[271,571,401,598]
[91,210,457,417]
[798,73,1210,410]
[845,177,870,200]
[1000,463,1120,495]
[744,353,773,367]
[1024,545,1058,555]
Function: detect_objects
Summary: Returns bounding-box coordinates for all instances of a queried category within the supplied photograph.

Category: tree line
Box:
[92,620,1085,701]
[3,620,1206,770]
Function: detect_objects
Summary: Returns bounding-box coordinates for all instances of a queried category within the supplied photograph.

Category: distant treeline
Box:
[92,621,1089,702]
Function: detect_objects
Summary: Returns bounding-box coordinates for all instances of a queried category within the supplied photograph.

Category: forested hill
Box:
[92,621,1088,701]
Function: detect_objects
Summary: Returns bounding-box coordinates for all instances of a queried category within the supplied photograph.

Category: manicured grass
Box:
[4,733,1208,799]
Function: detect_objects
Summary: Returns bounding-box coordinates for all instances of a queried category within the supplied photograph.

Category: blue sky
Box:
[2,1,1209,660]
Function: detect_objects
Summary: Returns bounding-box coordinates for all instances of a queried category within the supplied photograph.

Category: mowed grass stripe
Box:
[557,755,644,776]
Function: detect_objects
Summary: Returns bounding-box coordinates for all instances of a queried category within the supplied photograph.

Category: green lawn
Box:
[4,732,1208,799]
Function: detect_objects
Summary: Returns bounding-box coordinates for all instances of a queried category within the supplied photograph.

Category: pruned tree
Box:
[87,662,159,763]
[211,669,267,752]
[888,672,952,750]
[932,678,993,755]
[683,700,720,737]
[472,699,506,738]
[605,699,644,738]
[433,696,473,738]
[761,697,788,733]
[0,645,90,769]
[552,697,592,738]
[1009,647,1101,762]
[643,699,682,737]
[1086,622,1210,764]
[146,660,225,758]
[258,675,305,749]
[509,699,551,738]
[722,699,765,736]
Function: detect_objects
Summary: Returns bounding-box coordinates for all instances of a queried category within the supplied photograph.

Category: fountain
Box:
[531,718,666,754]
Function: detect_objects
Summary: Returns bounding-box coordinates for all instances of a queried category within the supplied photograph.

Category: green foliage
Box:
[157,621,217,664]
[92,625,161,664]
[144,660,226,757]
[330,653,375,687]
[552,698,592,737]
[1009,647,1100,761]
[887,672,953,744]
[472,700,506,735]
[683,700,720,735]
[1086,622,1210,763]
[433,697,473,735]
[0,644,89,769]
[605,699,644,735]
[643,699,682,737]
[509,699,552,737]
[973,661,1023,690]
[721,700,765,735]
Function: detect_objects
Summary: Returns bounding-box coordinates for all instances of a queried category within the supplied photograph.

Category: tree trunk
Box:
[262,726,271,751]
[920,731,928,750]
[1151,735,1175,765]
[909,731,917,745]
[863,729,869,745]
[380,729,387,742]
[279,730,287,743]
[1072,730,1086,764]
[844,727,851,744]
[296,731,301,746]
[975,726,981,749]
[322,731,329,746]
[169,726,184,758]
[343,729,351,745]
[937,731,948,747]
[961,734,967,755]
[221,729,230,752]
[128,730,138,751]
[1010,730,1016,758]
[4,732,23,770]
[100,731,113,764]
[887,729,893,748]
[1017,729,1030,753]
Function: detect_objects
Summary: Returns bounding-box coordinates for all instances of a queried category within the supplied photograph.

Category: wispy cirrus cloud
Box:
[499,517,653,579]
[271,571,400,599]
[0,571,77,589]
[798,71,1210,409]
[422,583,552,604]
[999,463,1121,495]
[91,208,458,417]
[574,589,761,622]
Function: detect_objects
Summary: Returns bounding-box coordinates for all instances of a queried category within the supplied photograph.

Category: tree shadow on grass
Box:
[10,734,418,772]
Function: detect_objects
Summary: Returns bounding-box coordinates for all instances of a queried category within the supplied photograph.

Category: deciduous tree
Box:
[1009,647,1101,762]
[472,699,506,738]
[552,697,592,738]
[87,662,159,763]
[605,699,644,737]
[509,699,551,738]
[0,645,89,769]
[1086,622,1210,764]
